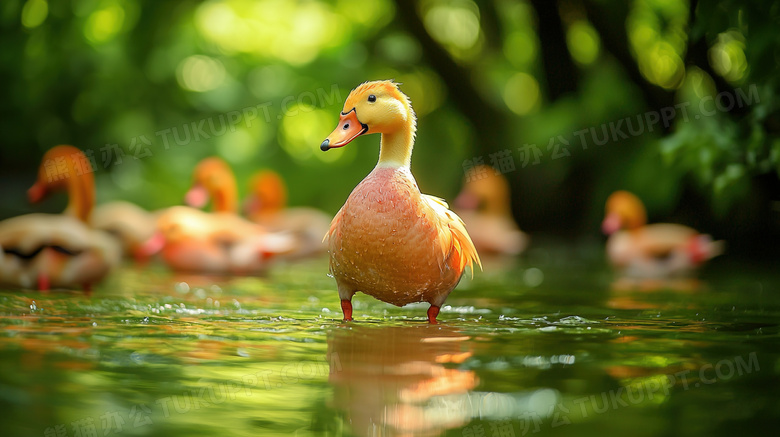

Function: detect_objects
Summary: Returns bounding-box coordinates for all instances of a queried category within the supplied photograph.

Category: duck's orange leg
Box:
[340,299,353,322]
[427,305,440,324]
[83,283,93,296]
[37,274,50,292]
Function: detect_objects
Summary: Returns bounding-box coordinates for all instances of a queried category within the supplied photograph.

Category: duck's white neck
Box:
[376,121,415,169]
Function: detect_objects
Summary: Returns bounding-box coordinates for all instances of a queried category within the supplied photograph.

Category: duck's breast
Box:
[329,167,459,303]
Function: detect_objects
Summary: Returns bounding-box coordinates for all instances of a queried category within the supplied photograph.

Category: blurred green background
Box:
[1,0,778,257]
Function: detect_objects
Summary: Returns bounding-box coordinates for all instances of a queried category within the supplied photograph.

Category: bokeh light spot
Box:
[503,72,540,116]
[627,0,688,89]
[280,105,354,164]
[397,69,445,117]
[504,30,536,68]
[567,21,600,65]
[424,3,480,50]
[177,55,227,93]
[377,32,422,65]
[21,0,48,29]
[336,0,394,27]
[216,128,263,164]
[709,30,748,83]
[684,67,716,99]
[422,0,482,60]
[84,0,125,44]
[195,0,354,66]
[523,268,544,287]
[638,41,685,89]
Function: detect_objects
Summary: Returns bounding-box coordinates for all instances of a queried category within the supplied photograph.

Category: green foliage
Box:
[1,0,778,237]
[660,83,776,212]
[657,0,780,212]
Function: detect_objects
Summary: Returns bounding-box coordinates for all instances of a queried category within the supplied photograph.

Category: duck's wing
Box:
[91,201,157,246]
[421,194,482,277]
[0,214,120,266]
[323,206,345,244]
[639,224,724,263]
[0,214,92,253]
[636,224,699,255]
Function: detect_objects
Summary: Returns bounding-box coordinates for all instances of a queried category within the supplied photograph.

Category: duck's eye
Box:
[343,123,350,130]
[368,95,376,103]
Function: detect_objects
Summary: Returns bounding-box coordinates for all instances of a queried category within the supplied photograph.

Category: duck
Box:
[244,170,331,258]
[90,201,160,262]
[454,165,528,255]
[602,190,724,278]
[0,145,120,291]
[155,157,293,274]
[320,80,481,323]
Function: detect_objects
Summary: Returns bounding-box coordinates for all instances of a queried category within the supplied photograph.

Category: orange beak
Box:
[320,108,368,151]
[185,183,209,208]
[601,212,622,235]
[27,181,47,204]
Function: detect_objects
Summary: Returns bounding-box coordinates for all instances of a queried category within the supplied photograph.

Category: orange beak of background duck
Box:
[27,181,48,204]
[320,108,368,151]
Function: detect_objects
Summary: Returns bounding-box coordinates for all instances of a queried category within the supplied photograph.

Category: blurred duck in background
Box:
[454,165,529,256]
[0,145,120,291]
[244,170,331,259]
[155,157,293,274]
[90,201,160,262]
[602,190,724,278]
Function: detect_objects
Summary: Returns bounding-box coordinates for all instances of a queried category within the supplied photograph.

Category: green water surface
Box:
[0,247,778,437]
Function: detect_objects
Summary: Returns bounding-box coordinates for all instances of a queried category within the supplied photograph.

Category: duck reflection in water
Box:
[326,325,560,436]
[327,325,476,436]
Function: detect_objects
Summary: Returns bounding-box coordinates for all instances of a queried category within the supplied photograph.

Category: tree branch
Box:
[393,0,507,155]
[584,0,675,119]
[683,0,747,116]
[528,0,580,101]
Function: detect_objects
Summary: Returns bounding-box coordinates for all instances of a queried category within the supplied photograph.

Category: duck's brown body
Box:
[328,167,465,307]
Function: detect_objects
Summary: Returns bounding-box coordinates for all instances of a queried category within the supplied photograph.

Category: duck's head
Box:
[455,165,512,216]
[29,145,86,201]
[602,190,647,234]
[321,80,416,152]
[185,157,238,213]
[244,170,287,217]
[28,145,95,222]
